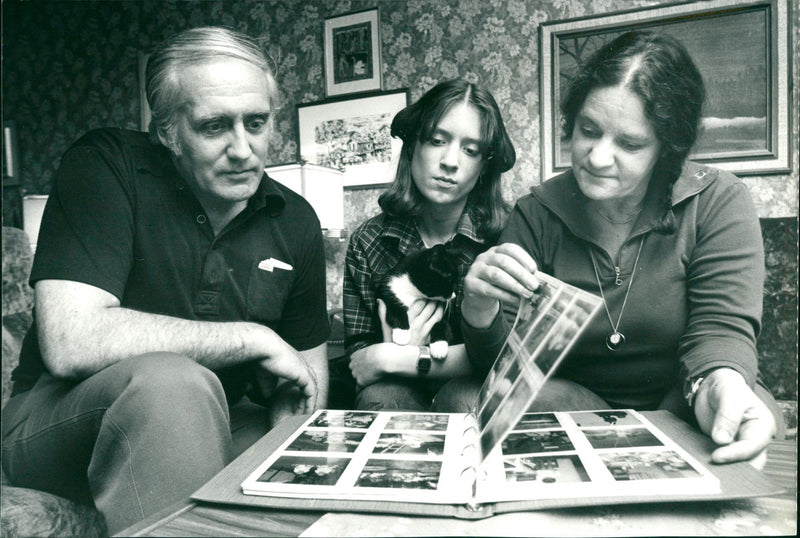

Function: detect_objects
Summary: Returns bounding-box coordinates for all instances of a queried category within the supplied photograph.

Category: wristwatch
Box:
[683,375,706,409]
[417,346,432,376]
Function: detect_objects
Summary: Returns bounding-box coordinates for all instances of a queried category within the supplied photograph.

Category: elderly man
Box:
[1,27,329,534]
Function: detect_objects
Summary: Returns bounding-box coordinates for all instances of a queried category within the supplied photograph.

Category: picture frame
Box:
[138,51,151,132]
[539,0,791,179]
[324,8,382,97]
[3,120,19,184]
[296,89,409,189]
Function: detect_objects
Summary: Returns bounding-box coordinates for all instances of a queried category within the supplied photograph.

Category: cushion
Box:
[0,486,106,538]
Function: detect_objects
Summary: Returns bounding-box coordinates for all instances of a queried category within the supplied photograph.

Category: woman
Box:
[461,32,782,466]
[344,79,516,412]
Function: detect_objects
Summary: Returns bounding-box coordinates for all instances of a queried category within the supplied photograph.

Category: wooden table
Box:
[120,440,796,537]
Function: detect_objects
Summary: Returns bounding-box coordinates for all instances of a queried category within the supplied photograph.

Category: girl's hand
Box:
[377,299,444,346]
[349,342,416,386]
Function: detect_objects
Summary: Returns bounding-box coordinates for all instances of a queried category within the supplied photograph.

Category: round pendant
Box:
[606,331,625,351]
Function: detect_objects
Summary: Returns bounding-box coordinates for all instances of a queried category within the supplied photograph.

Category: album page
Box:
[241,409,479,505]
[474,409,720,504]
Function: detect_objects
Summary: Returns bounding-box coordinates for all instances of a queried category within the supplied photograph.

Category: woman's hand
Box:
[693,368,776,468]
[462,243,539,328]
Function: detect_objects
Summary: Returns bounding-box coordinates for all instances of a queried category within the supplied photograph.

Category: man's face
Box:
[165,58,272,211]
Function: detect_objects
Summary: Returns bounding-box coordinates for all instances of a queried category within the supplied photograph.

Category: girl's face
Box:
[570,84,661,203]
[411,101,485,211]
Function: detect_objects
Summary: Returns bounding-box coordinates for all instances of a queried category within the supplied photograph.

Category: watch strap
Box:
[684,376,705,408]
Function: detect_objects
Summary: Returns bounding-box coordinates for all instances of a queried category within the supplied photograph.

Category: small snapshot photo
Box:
[373,433,446,456]
[571,410,641,428]
[385,413,450,432]
[513,413,561,431]
[600,450,702,481]
[355,458,442,490]
[504,454,591,484]
[256,455,349,486]
[286,430,365,453]
[583,427,663,450]
[309,410,377,429]
[502,430,575,456]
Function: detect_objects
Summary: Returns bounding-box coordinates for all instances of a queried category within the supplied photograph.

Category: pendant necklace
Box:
[588,236,645,351]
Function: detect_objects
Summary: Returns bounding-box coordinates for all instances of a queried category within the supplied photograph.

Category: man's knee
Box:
[97,353,228,425]
[116,352,224,401]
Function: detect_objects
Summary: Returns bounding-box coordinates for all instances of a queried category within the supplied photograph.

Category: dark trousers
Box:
[1,353,270,535]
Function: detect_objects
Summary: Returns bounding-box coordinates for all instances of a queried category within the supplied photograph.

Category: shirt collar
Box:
[250,173,287,217]
[377,209,484,253]
[531,162,717,234]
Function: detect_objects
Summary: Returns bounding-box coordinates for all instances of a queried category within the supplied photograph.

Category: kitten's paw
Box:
[429,341,449,360]
[392,328,410,346]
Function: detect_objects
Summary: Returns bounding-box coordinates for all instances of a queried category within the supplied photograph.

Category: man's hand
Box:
[254,343,319,414]
[693,368,776,468]
[266,382,306,428]
[462,243,539,329]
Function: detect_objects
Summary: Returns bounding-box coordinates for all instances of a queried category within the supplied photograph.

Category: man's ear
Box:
[156,126,179,155]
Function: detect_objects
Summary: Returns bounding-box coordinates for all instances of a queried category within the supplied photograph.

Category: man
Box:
[1,27,329,534]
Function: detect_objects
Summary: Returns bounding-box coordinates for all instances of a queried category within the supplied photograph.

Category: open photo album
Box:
[237,272,724,512]
[189,271,778,517]
[240,408,720,509]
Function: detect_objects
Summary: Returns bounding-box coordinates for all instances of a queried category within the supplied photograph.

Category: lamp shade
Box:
[265,163,344,233]
[22,194,48,252]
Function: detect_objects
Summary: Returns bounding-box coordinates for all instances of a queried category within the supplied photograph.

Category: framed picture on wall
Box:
[324,8,382,97]
[138,51,151,132]
[539,0,791,180]
[296,89,409,189]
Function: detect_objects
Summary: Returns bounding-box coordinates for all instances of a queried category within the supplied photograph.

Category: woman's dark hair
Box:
[379,79,516,243]
[560,31,705,233]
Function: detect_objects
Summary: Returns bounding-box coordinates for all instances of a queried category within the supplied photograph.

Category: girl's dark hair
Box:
[379,79,516,242]
[560,31,705,233]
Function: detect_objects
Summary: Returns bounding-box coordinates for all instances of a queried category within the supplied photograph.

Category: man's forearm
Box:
[36,280,284,379]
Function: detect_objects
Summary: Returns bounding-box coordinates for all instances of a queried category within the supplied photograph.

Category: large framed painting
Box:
[324,8,382,97]
[539,0,791,179]
[296,89,409,189]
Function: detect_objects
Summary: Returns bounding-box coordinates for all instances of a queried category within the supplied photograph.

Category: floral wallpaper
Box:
[2,0,797,400]
[3,0,798,302]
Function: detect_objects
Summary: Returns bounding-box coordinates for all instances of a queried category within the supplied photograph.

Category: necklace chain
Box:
[588,236,645,350]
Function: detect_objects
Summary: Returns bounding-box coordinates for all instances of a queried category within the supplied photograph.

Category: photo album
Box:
[236,272,722,514]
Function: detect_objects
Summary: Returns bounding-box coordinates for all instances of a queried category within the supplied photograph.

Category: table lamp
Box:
[22,194,49,252]
[265,163,345,239]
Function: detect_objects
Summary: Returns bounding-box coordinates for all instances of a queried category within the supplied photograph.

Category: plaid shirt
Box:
[343,211,489,357]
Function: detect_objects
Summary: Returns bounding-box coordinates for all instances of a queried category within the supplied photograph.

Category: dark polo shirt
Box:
[12,128,329,398]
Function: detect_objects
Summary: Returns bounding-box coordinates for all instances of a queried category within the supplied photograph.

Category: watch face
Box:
[417,356,432,375]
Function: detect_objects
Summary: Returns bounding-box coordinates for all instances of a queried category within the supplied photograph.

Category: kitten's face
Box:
[411,245,458,299]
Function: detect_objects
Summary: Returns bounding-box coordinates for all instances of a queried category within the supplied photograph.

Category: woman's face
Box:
[411,101,485,210]
[570,84,661,202]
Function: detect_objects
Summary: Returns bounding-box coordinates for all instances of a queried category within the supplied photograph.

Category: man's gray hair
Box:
[145,26,280,150]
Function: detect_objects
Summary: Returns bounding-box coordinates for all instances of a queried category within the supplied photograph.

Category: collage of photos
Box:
[475,409,719,501]
[242,408,719,507]
[242,410,475,502]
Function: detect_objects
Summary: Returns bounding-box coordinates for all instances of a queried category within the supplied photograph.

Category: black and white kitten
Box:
[376,244,460,360]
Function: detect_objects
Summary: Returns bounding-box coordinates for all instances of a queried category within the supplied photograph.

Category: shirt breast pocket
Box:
[246,262,294,323]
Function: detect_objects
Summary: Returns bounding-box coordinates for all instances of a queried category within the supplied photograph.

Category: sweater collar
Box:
[531,161,717,235]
